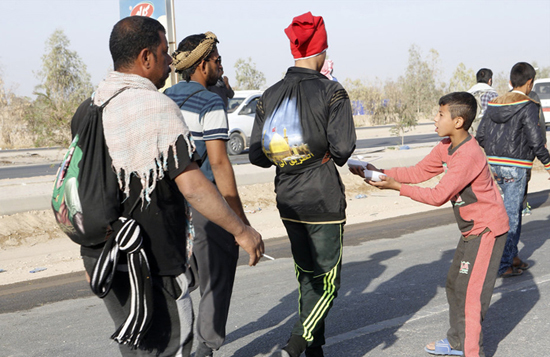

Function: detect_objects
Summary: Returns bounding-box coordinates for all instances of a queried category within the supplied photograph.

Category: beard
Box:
[206,69,219,87]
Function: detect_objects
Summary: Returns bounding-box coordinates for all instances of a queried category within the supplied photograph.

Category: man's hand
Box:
[349,163,381,178]
[366,174,401,191]
[176,163,263,265]
[223,76,230,87]
[234,225,265,266]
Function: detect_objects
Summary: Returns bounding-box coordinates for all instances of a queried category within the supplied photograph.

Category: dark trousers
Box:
[189,206,239,351]
[82,256,194,356]
[283,220,344,348]
[446,230,507,357]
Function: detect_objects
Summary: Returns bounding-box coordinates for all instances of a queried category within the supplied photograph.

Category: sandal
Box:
[500,266,523,278]
[513,258,530,270]
[425,338,463,355]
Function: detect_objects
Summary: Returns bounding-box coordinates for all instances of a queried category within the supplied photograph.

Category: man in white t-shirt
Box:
[467,68,498,135]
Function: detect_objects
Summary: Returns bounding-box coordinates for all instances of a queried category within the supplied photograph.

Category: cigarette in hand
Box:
[262,254,275,260]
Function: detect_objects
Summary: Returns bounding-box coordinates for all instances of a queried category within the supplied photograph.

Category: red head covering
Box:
[284,12,328,59]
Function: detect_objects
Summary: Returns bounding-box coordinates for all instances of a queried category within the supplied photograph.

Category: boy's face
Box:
[434,104,457,137]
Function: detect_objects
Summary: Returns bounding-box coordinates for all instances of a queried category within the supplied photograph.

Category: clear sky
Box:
[1,0,549,98]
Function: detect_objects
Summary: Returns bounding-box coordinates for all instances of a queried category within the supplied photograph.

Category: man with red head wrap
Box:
[249,12,356,357]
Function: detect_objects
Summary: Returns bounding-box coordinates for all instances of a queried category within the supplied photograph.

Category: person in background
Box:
[467,68,498,135]
[477,62,550,278]
[208,62,234,111]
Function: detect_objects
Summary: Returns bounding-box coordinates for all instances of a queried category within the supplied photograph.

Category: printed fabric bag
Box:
[52,89,154,348]
[51,90,126,247]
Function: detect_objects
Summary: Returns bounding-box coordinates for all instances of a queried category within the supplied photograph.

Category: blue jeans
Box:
[491,165,527,275]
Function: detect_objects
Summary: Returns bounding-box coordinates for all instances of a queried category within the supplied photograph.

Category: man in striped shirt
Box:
[165,32,254,357]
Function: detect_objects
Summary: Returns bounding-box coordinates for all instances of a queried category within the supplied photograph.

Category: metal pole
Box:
[166,0,177,87]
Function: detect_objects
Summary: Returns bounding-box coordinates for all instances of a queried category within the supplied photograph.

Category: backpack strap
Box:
[177,89,209,164]
[99,88,130,109]
[179,89,205,108]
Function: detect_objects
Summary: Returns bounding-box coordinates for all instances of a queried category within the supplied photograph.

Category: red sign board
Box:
[130,2,154,17]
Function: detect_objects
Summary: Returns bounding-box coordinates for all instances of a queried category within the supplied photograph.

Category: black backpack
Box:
[51,90,126,247]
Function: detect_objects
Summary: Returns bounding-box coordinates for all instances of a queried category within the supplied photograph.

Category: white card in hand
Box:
[364,169,384,182]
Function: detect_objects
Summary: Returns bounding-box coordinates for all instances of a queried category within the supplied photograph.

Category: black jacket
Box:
[476,92,550,166]
[249,67,356,222]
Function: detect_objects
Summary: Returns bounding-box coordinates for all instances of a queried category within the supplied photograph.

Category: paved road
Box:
[2,190,550,356]
[0,132,440,179]
[0,163,59,180]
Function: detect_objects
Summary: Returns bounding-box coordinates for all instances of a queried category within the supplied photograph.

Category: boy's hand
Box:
[366,174,402,191]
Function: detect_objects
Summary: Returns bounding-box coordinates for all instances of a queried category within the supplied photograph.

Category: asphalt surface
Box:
[2,190,550,356]
[0,131,440,179]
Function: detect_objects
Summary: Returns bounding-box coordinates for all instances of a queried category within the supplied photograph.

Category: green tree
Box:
[27,29,93,147]
[448,63,475,92]
[402,45,442,116]
[343,78,384,125]
[0,72,33,148]
[532,61,550,79]
[234,57,266,90]
[382,79,415,146]
[492,71,510,96]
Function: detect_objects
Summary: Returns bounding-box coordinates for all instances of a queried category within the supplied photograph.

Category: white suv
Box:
[226,90,263,155]
[533,78,550,127]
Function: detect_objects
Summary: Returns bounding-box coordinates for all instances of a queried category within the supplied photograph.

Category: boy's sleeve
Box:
[383,142,445,184]
[400,150,484,207]
[523,103,550,168]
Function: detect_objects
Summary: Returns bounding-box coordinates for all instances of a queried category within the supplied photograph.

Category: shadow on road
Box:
[227,248,458,356]
[482,214,548,356]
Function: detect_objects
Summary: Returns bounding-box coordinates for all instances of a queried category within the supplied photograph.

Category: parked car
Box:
[226,90,263,155]
[532,78,550,127]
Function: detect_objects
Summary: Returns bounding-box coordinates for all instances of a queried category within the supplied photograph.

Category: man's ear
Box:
[200,60,208,74]
[138,48,153,70]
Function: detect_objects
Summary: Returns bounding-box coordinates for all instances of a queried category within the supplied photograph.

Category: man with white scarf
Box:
[80,16,264,357]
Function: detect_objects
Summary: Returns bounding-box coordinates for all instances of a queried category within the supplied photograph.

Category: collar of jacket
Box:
[492,91,539,106]
[286,66,327,79]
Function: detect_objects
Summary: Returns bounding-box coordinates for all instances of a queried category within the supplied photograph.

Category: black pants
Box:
[82,256,194,356]
[283,220,344,348]
[446,230,506,357]
[188,206,239,351]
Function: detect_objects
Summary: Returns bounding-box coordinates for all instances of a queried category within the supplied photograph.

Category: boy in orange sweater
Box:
[350,92,509,357]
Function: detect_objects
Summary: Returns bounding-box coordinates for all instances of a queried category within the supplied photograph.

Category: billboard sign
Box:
[119,0,177,88]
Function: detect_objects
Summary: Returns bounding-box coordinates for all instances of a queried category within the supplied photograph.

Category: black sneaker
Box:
[270,350,291,357]
[305,346,324,357]
[195,342,213,357]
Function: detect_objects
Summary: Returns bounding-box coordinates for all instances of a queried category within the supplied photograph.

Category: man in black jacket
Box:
[477,62,550,278]
[249,12,356,357]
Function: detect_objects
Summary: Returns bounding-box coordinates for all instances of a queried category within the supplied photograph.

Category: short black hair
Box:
[439,92,477,131]
[476,68,493,84]
[110,16,166,71]
[510,62,536,88]
[175,34,216,81]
